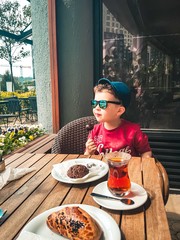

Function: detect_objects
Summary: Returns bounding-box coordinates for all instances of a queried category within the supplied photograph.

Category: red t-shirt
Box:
[88,119,151,156]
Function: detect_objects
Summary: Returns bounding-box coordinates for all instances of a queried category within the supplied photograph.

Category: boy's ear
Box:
[118,106,125,116]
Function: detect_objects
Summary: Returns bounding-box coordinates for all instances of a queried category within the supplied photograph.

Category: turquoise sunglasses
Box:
[91,100,122,109]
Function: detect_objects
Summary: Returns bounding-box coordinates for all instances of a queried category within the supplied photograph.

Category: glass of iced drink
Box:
[105,152,131,196]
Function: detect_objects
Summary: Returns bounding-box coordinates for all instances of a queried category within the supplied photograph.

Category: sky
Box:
[0,48,33,78]
[0,0,33,78]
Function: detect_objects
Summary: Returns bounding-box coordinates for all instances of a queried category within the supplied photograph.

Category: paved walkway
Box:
[0,117,38,129]
[166,193,180,239]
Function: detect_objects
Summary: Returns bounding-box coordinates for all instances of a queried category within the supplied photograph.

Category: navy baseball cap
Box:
[98,78,131,108]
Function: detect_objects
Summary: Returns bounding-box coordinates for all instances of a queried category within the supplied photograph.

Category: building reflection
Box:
[103,4,180,129]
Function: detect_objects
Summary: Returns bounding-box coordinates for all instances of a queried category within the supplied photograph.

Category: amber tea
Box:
[105,152,131,196]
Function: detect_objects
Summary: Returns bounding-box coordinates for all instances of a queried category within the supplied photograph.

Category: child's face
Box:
[93,90,125,123]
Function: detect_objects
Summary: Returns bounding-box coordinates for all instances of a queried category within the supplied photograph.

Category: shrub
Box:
[0,91,36,100]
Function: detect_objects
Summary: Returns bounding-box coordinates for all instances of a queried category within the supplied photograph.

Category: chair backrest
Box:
[28,97,37,112]
[51,116,97,154]
[6,99,21,114]
[155,159,169,205]
[4,96,18,100]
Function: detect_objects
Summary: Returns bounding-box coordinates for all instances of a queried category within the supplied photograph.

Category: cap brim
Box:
[98,78,112,85]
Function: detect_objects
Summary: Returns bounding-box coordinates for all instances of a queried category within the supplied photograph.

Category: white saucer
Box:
[92,181,148,210]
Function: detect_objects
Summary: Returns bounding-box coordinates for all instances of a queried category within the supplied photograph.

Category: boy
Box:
[84,78,152,157]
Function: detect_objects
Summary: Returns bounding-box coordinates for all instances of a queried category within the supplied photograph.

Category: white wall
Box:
[31,0,53,133]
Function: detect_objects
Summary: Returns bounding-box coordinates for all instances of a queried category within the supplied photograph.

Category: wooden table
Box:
[0,153,171,240]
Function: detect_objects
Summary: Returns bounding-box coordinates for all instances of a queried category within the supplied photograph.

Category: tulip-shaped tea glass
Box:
[105,152,131,196]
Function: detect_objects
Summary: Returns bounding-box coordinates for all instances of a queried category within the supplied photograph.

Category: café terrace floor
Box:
[0,117,180,239]
[166,191,180,240]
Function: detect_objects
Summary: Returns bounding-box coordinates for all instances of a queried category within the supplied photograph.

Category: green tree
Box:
[1,70,10,91]
[0,0,31,91]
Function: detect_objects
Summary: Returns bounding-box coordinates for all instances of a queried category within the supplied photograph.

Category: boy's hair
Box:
[94,84,119,100]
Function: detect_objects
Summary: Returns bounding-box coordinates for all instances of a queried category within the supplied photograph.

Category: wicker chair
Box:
[2,98,29,125]
[51,116,97,154]
[28,97,38,121]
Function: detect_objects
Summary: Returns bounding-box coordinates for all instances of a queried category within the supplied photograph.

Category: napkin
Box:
[17,231,49,240]
[0,166,36,190]
[53,161,105,182]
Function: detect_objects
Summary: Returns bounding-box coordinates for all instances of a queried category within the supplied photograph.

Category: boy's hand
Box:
[84,139,97,155]
[141,151,152,158]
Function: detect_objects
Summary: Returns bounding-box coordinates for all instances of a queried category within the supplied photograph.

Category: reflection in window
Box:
[102,3,180,130]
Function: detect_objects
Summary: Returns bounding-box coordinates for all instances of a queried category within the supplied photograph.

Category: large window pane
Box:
[102,3,180,130]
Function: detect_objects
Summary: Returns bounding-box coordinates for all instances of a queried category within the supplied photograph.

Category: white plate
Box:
[92,181,148,210]
[20,204,121,240]
[51,158,108,184]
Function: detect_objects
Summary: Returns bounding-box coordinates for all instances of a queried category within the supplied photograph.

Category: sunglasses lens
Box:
[99,100,107,109]
[91,100,97,108]
[91,100,107,109]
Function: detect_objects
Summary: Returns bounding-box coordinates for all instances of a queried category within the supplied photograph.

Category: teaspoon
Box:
[91,192,135,205]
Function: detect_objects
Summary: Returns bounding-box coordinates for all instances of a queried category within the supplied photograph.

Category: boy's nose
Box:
[94,104,101,109]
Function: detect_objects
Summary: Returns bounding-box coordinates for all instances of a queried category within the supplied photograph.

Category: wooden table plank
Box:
[0,154,45,204]
[120,157,145,240]
[29,182,72,218]
[0,155,57,213]
[4,152,28,165]
[142,157,171,240]
[2,176,59,239]
[21,134,56,153]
